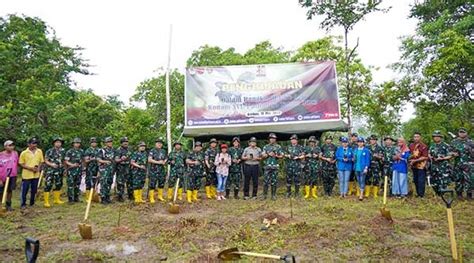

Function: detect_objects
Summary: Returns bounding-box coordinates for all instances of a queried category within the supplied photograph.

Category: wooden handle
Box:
[383,176,388,206]
[173,178,180,203]
[236,251,282,260]
[37,171,44,188]
[1,177,10,205]
[446,208,458,261]
[84,185,94,221]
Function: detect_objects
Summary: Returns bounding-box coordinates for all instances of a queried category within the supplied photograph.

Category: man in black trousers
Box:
[242,137,262,200]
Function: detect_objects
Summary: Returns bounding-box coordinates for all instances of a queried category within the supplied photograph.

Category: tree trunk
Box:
[344,28,352,133]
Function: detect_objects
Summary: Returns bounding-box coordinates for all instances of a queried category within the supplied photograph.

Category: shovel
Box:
[218,247,295,262]
[78,177,99,239]
[440,189,459,262]
[168,178,180,214]
[25,237,40,263]
[380,175,393,222]
[0,168,12,216]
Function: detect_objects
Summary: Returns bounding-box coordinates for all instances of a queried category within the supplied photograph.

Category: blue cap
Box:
[340,136,348,143]
[357,137,365,142]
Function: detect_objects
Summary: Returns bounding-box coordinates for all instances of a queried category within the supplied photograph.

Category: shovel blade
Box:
[218,248,241,261]
[168,203,180,214]
[0,208,6,218]
[380,207,393,222]
[78,223,92,239]
[92,193,101,203]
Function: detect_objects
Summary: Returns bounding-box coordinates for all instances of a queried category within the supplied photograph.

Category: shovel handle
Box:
[173,178,180,203]
[235,251,282,260]
[440,189,454,208]
[84,186,94,221]
[37,170,44,189]
[383,175,388,206]
[447,208,458,261]
[2,177,10,205]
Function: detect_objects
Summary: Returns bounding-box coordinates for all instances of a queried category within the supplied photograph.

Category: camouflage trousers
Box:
[85,165,98,190]
[169,169,184,189]
[453,163,473,193]
[99,166,114,201]
[367,164,382,186]
[205,169,217,186]
[188,171,203,191]
[226,170,241,191]
[383,165,393,191]
[67,167,82,200]
[304,165,319,186]
[149,168,166,189]
[322,166,336,195]
[263,167,278,187]
[44,168,63,192]
[131,169,146,190]
[286,165,301,187]
[430,168,453,195]
[116,165,132,198]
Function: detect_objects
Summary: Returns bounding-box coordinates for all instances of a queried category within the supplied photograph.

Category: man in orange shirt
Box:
[18,137,44,209]
[409,132,429,198]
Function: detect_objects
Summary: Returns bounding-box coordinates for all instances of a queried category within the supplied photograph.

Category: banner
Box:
[184,62,342,136]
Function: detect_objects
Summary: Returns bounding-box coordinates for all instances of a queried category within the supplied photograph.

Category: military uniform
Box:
[168,144,186,200]
[304,136,321,199]
[43,137,66,207]
[227,137,243,199]
[65,138,84,202]
[131,142,147,204]
[186,142,205,202]
[367,135,384,197]
[285,135,304,197]
[451,130,474,198]
[115,137,132,201]
[204,138,219,198]
[321,138,337,196]
[98,137,115,204]
[382,138,396,193]
[84,138,100,192]
[429,132,453,195]
[148,140,167,201]
[262,133,284,200]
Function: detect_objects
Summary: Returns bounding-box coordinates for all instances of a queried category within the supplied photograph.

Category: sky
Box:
[2,0,418,120]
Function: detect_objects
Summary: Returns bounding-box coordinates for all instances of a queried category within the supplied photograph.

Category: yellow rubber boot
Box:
[186,190,193,204]
[304,185,310,199]
[348,182,354,195]
[133,190,140,204]
[139,189,146,203]
[373,186,379,198]
[205,186,212,199]
[53,191,65,204]
[365,186,372,197]
[356,185,361,196]
[311,186,318,199]
[43,192,51,208]
[192,190,199,201]
[178,188,183,201]
[157,188,164,201]
[149,190,155,204]
[167,188,173,200]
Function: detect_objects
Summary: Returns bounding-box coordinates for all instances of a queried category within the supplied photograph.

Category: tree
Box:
[299,0,389,131]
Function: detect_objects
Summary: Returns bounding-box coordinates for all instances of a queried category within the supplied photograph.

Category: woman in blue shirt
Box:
[392,138,410,198]
[335,137,353,198]
[353,137,371,201]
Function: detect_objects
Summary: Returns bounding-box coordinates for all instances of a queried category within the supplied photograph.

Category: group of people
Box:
[0,128,472,211]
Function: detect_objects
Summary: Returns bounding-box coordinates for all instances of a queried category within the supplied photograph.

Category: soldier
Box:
[348,133,359,195]
[382,136,396,194]
[148,138,168,202]
[285,134,305,198]
[64,138,84,203]
[130,142,148,204]
[227,137,243,199]
[84,137,100,200]
[115,137,131,202]
[204,138,219,199]
[429,130,453,195]
[367,135,384,198]
[43,137,66,207]
[304,136,321,199]
[97,137,115,204]
[320,135,337,196]
[261,133,284,200]
[451,128,474,200]
[168,142,186,200]
[186,141,205,203]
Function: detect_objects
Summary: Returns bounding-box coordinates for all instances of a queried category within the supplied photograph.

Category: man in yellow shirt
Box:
[19,137,44,209]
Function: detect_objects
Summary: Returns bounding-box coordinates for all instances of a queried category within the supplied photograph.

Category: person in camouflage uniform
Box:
[130,142,148,204]
[205,138,219,199]
[366,135,384,198]
[261,133,284,200]
[98,137,115,204]
[304,136,321,199]
[186,141,205,203]
[168,142,186,200]
[148,138,167,202]
[348,133,359,195]
[84,137,100,200]
[429,130,453,195]
[382,136,396,194]
[450,128,474,200]
[64,138,84,203]
[285,134,305,198]
[115,137,131,202]
[43,137,66,207]
[320,135,337,196]
[226,137,243,199]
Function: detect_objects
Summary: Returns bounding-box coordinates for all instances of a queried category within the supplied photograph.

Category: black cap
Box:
[173,141,182,146]
[120,137,129,143]
[383,136,394,141]
[90,137,97,143]
[28,137,39,144]
[232,137,240,142]
[369,134,378,140]
[155,138,164,143]
[325,135,333,140]
[351,133,358,137]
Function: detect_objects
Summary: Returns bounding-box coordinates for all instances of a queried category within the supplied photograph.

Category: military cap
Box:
[209,138,218,143]
[383,136,394,141]
[432,130,444,138]
[351,132,358,137]
[357,137,365,142]
[325,135,333,140]
[155,138,164,143]
[340,136,349,143]
[72,137,82,144]
[195,141,202,147]
[308,136,317,142]
[369,134,378,140]
[28,137,39,144]
[458,127,467,133]
[268,133,277,139]
[249,137,257,142]
[52,136,64,144]
[104,137,113,143]
[89,137,97,143]
[137,141,146,147]
[232,137,240,142]
[120,137,129,143]
[290,134,298,140]
[173,141,182,146]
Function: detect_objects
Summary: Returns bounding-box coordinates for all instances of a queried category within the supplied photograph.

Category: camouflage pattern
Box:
[227,146,243,191]
[131,150,148,190]
[450,137,474,193]
[148,148,167,189]
[65,148,84,200]
[115,146,132,199]
[429,142,453,195]
[304,145,321,186]
[44,147,65,192]
[367,143,384,186]
[168,150,186,189]
[321,142,337,195]
[285,144,304,187]
[262,143,283,187]
[382,145,396,177]
[84,146,100,190]
[186,150,205,190]
[204,147,219,187]
[98,146,115,201]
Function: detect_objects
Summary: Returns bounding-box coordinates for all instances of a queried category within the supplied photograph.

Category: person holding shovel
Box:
[97,137,115,204]
[367,135,384,198]
[131,142,148,204]
[0,140,19,211]
[429,131,453,195]
[64,138,84,203]
[43,137,66,207]
[186,141,205,203]
[115,137,132,202]
[168,142,186,201]
[285,134,305,198]
[148,138,168,202]
[18,137,44,209]
[214,144,232,200]
[304,136,321,200]
[84,137,100,200]
[226,137,243,199]
[353,137,371,201]
[335,137,353,198]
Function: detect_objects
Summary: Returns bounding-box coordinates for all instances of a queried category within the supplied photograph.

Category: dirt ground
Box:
[1,186,473,262]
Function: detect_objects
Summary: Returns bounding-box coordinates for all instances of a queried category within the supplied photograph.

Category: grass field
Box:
[1,186,473,262]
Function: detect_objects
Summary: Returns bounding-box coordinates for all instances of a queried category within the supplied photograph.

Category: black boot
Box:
[262,185,268,200]
[271,186,277,201]
[234,189,239,199]
[118,195,125,202]
[286,186,292,198]
[294,185,300,198]
[6,201,13,211]
[68,197,74,204]
[467,191,473,200]
[457,191,464,200]
[225,189,230,199]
